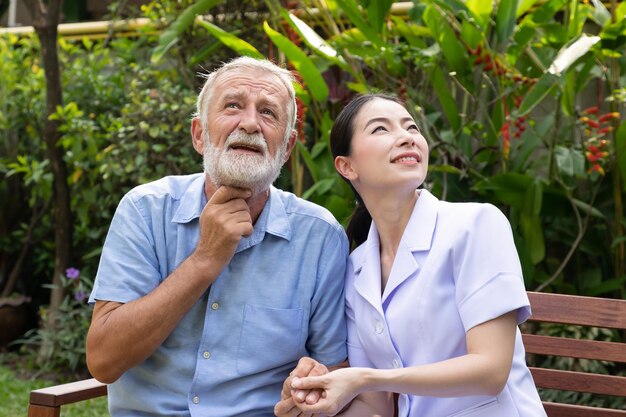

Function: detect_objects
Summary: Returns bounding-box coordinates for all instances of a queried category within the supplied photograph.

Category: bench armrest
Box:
[28,378,107,417]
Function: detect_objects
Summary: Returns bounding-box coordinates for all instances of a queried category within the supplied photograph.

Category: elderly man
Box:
[86,57,348,417]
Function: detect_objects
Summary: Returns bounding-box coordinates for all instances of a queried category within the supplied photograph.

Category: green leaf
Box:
[466,0,493,31]
[554,146,585,178]
[423,5,467,72]
[151,0,223,63]
[366,0,393,31]
[496,0,518,45]
[524,180,543,216]
[263,21,329,102]
[389,16,428,48]
[296,140,319,182]
[517,0,540,17]
[520,211,545,264]
[547,33,600,76]
[590,1,614,25]
[335,0,384,47]
[285,13,350,71]
[196,20,264,59]
[518,73,559,116]
[587,275,626,296]
[302,178,335,199]
[473,173,533,210]
[529,0,568,24]
[429,67,460,131]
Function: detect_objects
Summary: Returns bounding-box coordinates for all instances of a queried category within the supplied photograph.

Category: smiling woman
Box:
[276,94,547,417]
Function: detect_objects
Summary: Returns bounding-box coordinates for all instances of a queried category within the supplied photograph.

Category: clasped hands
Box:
[274,357,358,417]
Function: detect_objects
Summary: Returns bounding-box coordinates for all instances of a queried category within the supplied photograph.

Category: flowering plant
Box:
[17,267,94,378]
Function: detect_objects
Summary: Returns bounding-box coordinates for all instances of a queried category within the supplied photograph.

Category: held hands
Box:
[274,357,329,417]
[286,368,363,416]
[191,186,252,272]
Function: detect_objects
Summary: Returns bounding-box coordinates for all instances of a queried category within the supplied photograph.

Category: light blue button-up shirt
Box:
[89,173,349,417]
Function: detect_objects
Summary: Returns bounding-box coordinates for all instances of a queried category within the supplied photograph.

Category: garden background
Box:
[0,0,625,415]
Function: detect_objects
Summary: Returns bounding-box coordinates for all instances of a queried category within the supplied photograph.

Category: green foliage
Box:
[1,0,625,383]
[0,19,199,374]
[172,0,626,296]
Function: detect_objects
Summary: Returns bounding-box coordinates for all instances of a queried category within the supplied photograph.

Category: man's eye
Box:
[226,103,239,109]
[261,108,275,116]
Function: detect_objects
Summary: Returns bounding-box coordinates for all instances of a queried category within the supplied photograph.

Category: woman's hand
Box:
[290,367,365,416]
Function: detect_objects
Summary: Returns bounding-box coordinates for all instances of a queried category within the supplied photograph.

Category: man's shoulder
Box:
[125,173,203,203]
[272,187,343,232]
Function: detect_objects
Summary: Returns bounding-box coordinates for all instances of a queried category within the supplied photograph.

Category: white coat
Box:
[346,189,547,417]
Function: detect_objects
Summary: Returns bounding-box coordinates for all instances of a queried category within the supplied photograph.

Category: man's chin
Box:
[210,176,272,196]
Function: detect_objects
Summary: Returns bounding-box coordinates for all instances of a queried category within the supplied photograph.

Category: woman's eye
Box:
[372,126,387,133]
[408,124,420,132]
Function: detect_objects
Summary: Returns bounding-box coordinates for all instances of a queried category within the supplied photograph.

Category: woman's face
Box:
[337,98,429,193]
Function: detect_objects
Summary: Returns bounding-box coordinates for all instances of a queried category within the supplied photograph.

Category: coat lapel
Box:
[353,222,385,315]
[382,189,438,303]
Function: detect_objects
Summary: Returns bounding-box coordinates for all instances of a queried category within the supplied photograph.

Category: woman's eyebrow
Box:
[363,117,390,131]
[363,116,416,131]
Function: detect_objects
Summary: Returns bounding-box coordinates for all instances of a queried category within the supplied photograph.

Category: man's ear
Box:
[282,130,297,164]
[191,117,205,155]
[334,156,357,180]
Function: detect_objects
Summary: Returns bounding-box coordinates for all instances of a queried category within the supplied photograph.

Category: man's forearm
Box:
[86,255,221,383]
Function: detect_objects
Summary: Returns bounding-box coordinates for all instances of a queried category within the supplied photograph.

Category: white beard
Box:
[203,130,287,196]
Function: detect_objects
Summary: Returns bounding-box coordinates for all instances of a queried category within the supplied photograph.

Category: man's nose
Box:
[238,106,260,134]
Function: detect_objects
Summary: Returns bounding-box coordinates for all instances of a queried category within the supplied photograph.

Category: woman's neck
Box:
[360,187,420,290]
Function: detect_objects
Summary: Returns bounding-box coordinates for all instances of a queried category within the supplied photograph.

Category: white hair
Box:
[195,57,298,143]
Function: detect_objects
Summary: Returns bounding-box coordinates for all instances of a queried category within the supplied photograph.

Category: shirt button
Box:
[375,321,384,334]
[211,302,219,310]
[192,396,200,404]
[202,351,211,359]
[393,359,400,368]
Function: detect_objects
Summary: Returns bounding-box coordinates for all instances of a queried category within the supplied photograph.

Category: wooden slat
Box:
[527,292,626,329]
[530,367,626,397]
[522,334,626,363]
[27,404,60,417]
[29,378,107,407]
[542,402,626,417]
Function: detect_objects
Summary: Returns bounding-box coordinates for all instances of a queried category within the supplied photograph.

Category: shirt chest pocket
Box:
[237,304,305,375]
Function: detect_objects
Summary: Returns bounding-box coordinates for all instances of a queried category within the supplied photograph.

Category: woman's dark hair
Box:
[330,93,404,248]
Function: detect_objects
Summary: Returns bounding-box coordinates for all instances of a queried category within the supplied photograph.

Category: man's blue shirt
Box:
[89,173,348,417]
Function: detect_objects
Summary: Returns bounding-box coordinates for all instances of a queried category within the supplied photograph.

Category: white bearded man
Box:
[86,57,349,417]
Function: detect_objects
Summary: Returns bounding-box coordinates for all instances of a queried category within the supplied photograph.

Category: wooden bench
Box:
[522,291,626,416]
[27,291,626,416]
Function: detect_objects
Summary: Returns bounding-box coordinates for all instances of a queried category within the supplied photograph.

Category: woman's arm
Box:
[291,311,518,415]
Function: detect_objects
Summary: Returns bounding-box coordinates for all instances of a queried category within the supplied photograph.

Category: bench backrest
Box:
[523,291,626,417]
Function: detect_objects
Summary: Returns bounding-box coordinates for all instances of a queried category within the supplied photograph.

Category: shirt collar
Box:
[353,188,438,273]
[264,186,292,241]
[172,174,207,224]
[401,188,437,251]
[171,175,292,242]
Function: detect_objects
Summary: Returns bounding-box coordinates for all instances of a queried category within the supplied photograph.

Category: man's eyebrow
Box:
[220,91,281,111]
[221,91,245,102]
